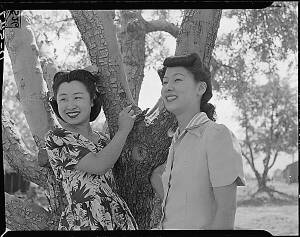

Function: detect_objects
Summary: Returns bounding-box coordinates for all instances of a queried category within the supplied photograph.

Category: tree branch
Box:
[2,110,48,190]
[175,9,222,67]
[70,10,136,135]
[5,192,58,230]
[4,15,56,149]
[144,19,179,38]
[5,15,68,217]
[118,10,147,104]
[268,150,279,170]
[53,17,73,24]
[241,150,255,171]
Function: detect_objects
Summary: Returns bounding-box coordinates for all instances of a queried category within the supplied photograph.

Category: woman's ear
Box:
[197,81,207,96]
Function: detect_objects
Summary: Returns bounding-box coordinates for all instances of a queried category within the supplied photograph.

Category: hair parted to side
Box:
[158,53,216,122]
[49,69,103,122]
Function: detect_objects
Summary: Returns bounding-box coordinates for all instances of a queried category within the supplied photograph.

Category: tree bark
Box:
[70,9,221,229]
[118,10,147,104]
[145,19,179,37]
[70,10,136,135]
[5,15,55,147]
[175,9,222,66]
[4,15,67,229]
[5,193,57,230]
[70,10,174,229]
[2,110,48,189]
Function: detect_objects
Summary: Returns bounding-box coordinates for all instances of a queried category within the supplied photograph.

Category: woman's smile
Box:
[165,94,178,102]
[66,111,81,118]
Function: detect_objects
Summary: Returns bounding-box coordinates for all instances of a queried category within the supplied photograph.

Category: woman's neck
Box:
[176,110,200,135]
[63,122,93,138]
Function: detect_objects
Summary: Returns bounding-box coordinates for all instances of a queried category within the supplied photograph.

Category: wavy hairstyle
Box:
[49,69,102,122]
[158,53,216,121]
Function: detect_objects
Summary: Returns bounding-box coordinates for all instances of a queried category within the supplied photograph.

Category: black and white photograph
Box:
[1,2,298,236]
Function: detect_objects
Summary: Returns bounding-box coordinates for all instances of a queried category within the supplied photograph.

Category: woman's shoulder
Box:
[204,122,234,140]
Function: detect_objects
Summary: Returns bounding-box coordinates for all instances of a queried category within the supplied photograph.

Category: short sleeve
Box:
[205,124,246,188]
[44,128,92,180]
[94,130,110,148]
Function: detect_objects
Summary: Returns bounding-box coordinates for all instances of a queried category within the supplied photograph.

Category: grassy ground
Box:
[235,179,298,236]
[8,179,299,235]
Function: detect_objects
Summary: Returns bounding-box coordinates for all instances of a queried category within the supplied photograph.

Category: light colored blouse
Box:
[160,112,246,230]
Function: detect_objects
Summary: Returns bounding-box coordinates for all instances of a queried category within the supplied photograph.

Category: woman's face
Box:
[56,80,93,125]
[161,66,204,117]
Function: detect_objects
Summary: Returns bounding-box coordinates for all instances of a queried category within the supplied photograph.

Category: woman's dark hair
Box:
[49,69,102,122]
[158,53,216,121]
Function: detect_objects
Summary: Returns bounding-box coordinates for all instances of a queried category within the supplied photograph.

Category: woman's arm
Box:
[150,163,166,200]
[75,105,136,176]
[207,181,237,230]
[75,130,130,175]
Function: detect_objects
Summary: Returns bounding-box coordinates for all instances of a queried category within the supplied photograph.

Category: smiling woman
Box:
[151,53,246,230]
[57,81,93,125]
[44,69,139,230]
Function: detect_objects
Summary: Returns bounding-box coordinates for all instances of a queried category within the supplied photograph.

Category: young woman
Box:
[151,53,246,230]
[45,69,138,230]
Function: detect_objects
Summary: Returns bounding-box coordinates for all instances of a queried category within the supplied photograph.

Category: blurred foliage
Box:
[239,74,297,157]
[214,2,298,98]
[143,10,183,70]
[212,2,298,188]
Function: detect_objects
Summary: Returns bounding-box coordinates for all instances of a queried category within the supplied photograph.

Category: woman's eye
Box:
[59,98,66,102]
[175,78,182,82]
[162,81,168,85]
[75,97,82,100]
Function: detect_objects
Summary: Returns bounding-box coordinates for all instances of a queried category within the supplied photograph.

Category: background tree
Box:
[212,1,298,195]
[237,75,297,197]
[3,9,221,230]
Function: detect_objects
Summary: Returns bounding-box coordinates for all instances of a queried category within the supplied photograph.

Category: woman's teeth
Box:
[66,112,80,118]
[166,96,177,102]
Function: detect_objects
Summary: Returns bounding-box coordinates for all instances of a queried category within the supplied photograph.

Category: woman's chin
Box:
[165,105,179,115]
[61,116,86,125]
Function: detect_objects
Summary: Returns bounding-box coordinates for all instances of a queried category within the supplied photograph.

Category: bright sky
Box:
[5,10,298,176]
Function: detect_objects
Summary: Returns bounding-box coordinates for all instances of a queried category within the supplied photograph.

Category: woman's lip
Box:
[66,111,80,114]
[165,95,177,102]
[66,111,80,117]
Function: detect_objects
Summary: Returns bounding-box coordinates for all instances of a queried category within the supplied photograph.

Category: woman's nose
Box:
[165,81,174,91]
[66,100,77,109]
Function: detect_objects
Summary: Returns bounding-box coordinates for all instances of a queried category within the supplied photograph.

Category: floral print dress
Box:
[45,127,138,230]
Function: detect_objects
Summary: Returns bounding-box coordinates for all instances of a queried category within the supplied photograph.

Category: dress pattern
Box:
[45,127,138,230]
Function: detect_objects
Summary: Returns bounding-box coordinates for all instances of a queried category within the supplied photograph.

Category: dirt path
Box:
[235,205,298,236]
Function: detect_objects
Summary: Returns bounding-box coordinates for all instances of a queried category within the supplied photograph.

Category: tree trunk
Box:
[5,193,57,230]
[70,10,136,135]
[71,9,221,229]
[4,15,67,229]
[4,9,222,230]
[2,110,47,189]
[118,10,146,104]
[5,15,55,147]
[175,9,222,66]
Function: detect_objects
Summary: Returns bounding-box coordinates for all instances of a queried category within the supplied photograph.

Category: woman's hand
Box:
[118,105,137,134]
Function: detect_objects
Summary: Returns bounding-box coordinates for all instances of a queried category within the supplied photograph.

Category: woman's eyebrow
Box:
[57,93,67,97]
[174,73,185,76]
[73,92,84,95]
